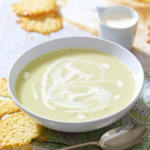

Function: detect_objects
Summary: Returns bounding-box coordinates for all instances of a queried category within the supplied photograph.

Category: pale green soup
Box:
[15,48,136,122]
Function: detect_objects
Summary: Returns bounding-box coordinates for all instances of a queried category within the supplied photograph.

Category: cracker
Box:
[0,78,11,98]
[19,12,62,35]
[0,112,43,149]
[0,99,20,118]
[12,0,56,16]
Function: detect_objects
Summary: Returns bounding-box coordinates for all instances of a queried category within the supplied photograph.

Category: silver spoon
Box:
[53,124,147,150]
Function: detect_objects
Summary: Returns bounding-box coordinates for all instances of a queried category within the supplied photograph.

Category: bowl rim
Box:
[8,36,145,124]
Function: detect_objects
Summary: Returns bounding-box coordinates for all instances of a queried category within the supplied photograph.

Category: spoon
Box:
[54,124,147,150]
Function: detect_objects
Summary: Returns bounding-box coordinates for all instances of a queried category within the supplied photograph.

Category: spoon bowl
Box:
[54,125,147,150]
[100,124,147,150]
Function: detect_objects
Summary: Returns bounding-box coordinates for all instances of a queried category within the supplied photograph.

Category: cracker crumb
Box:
[16,20,21,23]
[25,147,32,150]
[146,38,150,44]
[30,37,33,40]
[133,0,150,4]
[147,31,150,44]
[40,136,48,143]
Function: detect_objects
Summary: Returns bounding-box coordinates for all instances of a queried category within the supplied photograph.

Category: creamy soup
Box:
[15,48,136,122]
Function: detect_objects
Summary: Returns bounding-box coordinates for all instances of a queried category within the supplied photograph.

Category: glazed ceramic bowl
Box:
[8,37,144,132]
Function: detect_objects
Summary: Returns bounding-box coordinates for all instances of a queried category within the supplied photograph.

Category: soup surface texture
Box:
[15,48,136,122]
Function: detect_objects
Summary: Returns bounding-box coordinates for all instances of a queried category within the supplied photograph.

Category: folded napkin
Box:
[30,73,150,150]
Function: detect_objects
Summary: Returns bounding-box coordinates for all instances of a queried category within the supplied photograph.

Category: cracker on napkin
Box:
[19,12,62,35]
[0,112,43,149]
[0,78,11,98]
[0,99,20,118]
[12,0,56,16]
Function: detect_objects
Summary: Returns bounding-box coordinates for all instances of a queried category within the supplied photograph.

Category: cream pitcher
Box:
[93,5,139,50]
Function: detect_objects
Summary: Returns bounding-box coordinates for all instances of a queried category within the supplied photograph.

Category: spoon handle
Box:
[54,141,100,150]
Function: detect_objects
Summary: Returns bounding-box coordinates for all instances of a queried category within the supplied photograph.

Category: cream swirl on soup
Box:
[41,59,111,113]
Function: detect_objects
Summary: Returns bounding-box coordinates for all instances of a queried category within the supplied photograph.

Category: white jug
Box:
[93,5,139,50]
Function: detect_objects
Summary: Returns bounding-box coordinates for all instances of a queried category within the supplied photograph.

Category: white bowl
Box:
[8,37,144,132]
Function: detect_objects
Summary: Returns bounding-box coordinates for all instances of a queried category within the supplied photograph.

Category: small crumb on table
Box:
[25,147,32,150]
[146,38,150,44]
[30,37,33,40]
[40,136,48,143]
[16,20,21,23]
[147,30,150,44]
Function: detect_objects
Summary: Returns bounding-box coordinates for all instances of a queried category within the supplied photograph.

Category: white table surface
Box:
[0,0,150,79]
[0,0,98,79]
